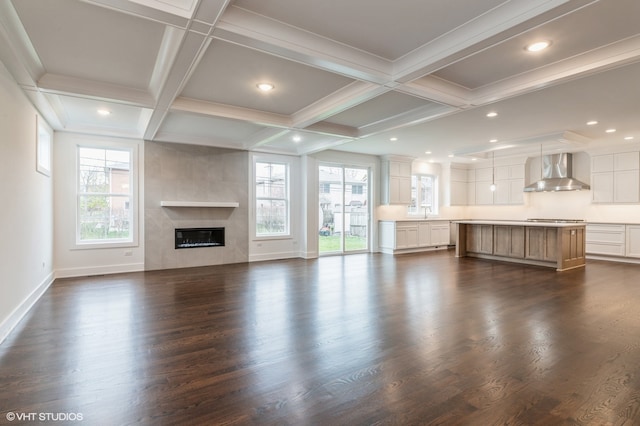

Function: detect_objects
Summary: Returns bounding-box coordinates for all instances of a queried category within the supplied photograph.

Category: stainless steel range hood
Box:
[523,153,590,192]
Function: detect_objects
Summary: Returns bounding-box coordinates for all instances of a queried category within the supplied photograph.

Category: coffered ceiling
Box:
[1,0,639,162]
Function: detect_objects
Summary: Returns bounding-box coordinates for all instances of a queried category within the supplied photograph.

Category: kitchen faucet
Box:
[423,206,431,219]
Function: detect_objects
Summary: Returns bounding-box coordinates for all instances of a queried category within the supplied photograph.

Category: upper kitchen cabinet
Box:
[380,155,413,205]
[592,152,640,203]
[449,165,469,206]
[453,160,524,206]
[494,165,525,205]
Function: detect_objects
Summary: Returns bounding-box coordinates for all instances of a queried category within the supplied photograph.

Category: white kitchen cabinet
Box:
[615,152,640,170]
[494,179,524,205]
[614,170,640,203]
[418,222,431,246]
[496,165,525,180]
[494,164,525,205]
[396,223,418,249]
[592,152,640,203]
[475,181,495,205]
[378,221,450,253]
[592,172,614,203]
[381,156,413,205]
[475,167,493,181]
[626,225,640,258]
[466,163,523,206]
[592,154,613,173]
[450,180,467,205]
[466,182,476,205]
[449,166,468,206]
[430,222,451,246]
[585,223,626,256]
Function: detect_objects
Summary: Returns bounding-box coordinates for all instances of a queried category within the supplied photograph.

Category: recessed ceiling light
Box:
[586,120,598,126]
[292,135,302,143]
[448,154,454,158]
[489,139,498,143]
[624,136,634,140]
[256,83,274,92]
[424,151,432,154]
[97,108,111,116]
[526,40,551,52]
[390,137,398,141]
[472,158,477,161]
[486,112,498,118]
[606,128,617,133]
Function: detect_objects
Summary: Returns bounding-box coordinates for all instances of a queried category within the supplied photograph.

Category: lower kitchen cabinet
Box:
[525,227,557,262]
[585,223,626,256]
[585,223,640,260]
[626,225,640,258]
[465,224,493,254]
[494,225,525,258]
[379,220,451,254]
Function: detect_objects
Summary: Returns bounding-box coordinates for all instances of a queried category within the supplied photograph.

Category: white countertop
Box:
[379,218,452,222]
[453,220,586,228]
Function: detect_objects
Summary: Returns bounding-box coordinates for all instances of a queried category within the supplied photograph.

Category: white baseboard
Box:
[0,271,54,345]
[249,251,299,262]
[55,262,145,278]
[586,254,640,265]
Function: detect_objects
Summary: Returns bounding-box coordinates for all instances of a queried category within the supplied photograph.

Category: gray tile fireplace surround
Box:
[144,141,249,270]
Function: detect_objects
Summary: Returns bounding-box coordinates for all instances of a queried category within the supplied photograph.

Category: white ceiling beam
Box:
[38,73,155,107]
[242,128,290,150]
[303,122,358,139]
[152,131,247,150]
[0,1,45,88]
[143,0,233,140]
[214,6,393,85]
[392,0,581,83]
[296,137,356,156]
[398,76,471,109]
[172,97,291,127]
[148,26,187,100]
[471,35,640,105]
[143,31,210,140]
[80,0,189,27]
[291,81,389,129]
[357,104,458,139]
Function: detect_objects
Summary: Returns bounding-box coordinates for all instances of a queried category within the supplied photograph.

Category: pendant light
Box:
[489,151,496,192]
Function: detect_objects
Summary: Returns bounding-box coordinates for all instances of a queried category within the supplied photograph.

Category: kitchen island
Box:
[454,220,586,271]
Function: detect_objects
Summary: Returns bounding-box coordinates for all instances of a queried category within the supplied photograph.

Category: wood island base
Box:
[455,221,586,271]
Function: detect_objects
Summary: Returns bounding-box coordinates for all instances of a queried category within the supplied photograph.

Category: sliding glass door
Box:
[318,165,370,255]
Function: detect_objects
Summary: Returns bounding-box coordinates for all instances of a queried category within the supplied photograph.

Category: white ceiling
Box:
[1,0,640,163]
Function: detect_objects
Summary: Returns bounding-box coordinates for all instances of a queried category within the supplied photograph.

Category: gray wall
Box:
[145,141,249,270]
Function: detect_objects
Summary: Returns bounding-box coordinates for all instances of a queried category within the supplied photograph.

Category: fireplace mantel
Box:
[160,201,239,208]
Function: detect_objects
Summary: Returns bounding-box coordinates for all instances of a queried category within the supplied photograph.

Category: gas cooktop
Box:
[526,218,585,223]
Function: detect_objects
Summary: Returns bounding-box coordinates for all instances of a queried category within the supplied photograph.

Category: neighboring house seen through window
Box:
[255,161,289,236]
[77,146,133,244]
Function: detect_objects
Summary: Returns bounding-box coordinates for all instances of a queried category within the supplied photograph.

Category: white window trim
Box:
[74,143,139,250]
[252,155,291,239]
[408,173,439,217]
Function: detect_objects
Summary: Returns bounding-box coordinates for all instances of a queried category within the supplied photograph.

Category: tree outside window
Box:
[255,161,289,236]
[77,147,132,243]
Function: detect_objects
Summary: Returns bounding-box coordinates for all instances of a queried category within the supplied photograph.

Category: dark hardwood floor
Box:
[2,250,640,425]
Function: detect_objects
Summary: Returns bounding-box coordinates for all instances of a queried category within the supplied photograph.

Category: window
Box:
[408,174,438,215]
[255,161,289,236]
[77,146,133,244]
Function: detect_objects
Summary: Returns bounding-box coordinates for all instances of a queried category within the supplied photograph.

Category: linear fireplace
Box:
[175,227,225,249]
